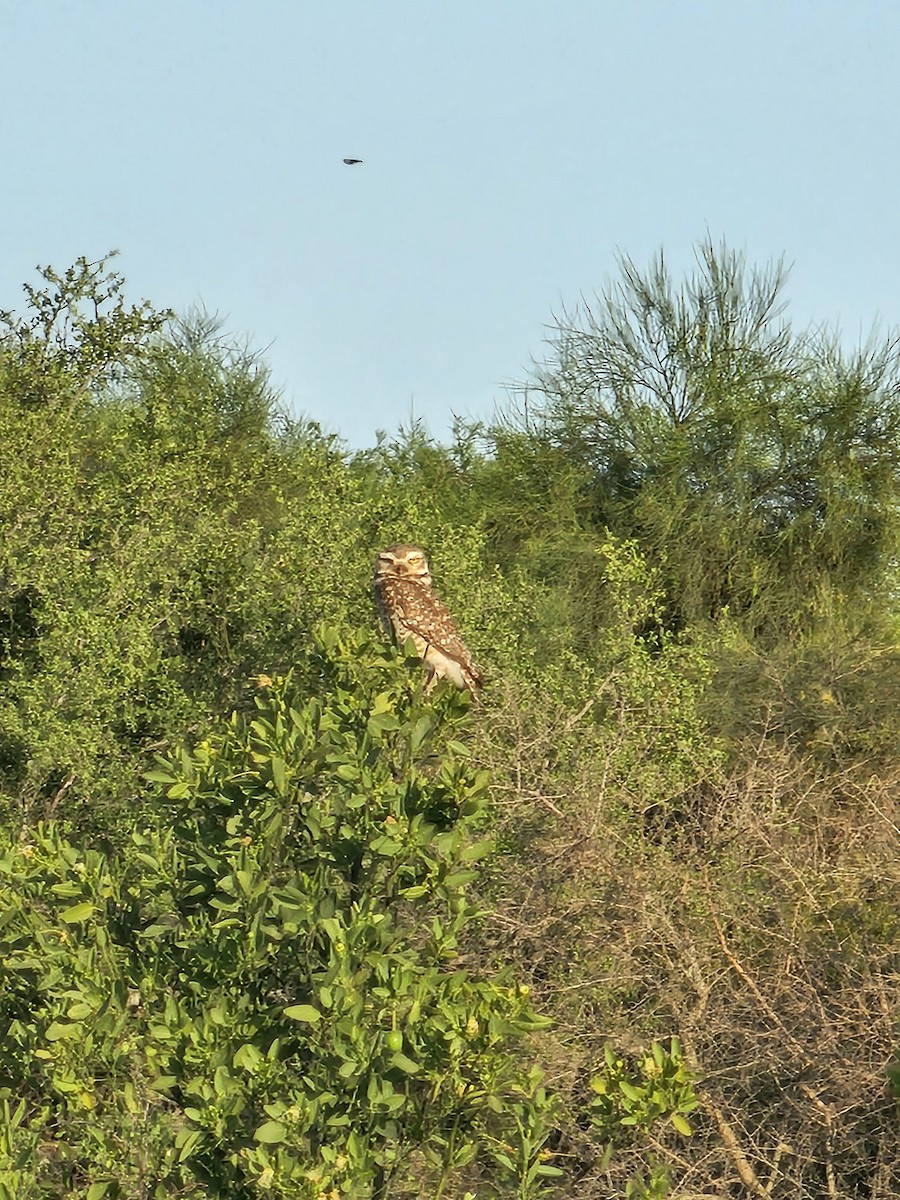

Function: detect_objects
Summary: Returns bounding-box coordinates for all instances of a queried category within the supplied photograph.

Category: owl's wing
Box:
[392,585,483,685]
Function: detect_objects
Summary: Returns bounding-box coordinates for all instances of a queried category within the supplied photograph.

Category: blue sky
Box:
[2,1,898,446]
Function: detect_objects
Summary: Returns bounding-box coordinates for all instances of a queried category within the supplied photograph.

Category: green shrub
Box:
[0,628,557,1198]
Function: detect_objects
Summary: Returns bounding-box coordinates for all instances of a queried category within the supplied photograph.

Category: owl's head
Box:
[374,544,432,588]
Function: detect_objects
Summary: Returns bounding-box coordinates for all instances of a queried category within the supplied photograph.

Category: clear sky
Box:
[2,2,898,447]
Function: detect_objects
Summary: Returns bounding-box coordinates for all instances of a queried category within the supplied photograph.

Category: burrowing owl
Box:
[373,544,483,696]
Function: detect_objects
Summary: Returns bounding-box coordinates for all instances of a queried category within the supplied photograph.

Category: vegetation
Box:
[1,245,899,1197]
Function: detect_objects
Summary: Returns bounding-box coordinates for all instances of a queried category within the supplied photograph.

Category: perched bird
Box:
[373,544,483,697]
[343,158,363,165]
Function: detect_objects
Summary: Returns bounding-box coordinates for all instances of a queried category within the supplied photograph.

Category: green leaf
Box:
[671,1113,694,1136]
[367,712,401,735]
[515,1011,554,1031]
[370,836,402,856]
[283,1004,321,1023]
[399,884,428,899]
[233,1043,264,1071]
[410,715,435,753]
[389,1051,421,1074]
[254,1119,286,1144]
[177,1130,202,1161]
[460,839,493,862]
[149,1075,177,1092]
[66,1002,94,1020]
[44,1021,77,1041]
[443,870,477,888]
[133,851,163,870]
[60,902,94,923]
[144,768,176,785]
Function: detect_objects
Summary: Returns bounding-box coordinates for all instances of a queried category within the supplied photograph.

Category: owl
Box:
[373,544,483,697]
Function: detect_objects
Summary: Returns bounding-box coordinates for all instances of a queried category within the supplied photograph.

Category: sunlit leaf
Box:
[60,902,94,923]
[389,1051,421,1074]
[283,1004,321,1023]
[254,1119,286,1144]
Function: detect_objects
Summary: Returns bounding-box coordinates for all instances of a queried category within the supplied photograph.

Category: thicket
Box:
[1,245,899,1198]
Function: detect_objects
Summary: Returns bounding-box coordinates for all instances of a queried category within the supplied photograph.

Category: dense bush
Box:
[0,629,563,1198]
[1,248,899,1197]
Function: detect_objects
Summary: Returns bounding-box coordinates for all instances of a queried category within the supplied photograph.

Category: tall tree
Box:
[521,239,900,636]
